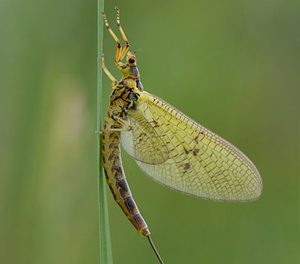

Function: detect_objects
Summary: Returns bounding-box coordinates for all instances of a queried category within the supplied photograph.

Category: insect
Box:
[101,8,262,264]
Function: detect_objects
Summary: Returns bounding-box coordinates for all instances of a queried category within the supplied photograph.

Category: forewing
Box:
[130,91,263,201]
[121,109,169,164]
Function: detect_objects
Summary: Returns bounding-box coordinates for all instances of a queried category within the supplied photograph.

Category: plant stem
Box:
[97,0,113,263]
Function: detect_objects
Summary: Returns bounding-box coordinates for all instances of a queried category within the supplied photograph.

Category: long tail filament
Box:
[147,236,165,264]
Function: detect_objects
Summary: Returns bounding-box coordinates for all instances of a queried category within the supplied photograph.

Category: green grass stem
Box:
[97,0,113,263]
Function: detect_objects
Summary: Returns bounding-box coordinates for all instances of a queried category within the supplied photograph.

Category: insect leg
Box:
[105,127,132,132]
[102,53,118,85]
[115,7,129,61]
[103,12,124,62]
[96,127,132,136]
[110,114,133,131]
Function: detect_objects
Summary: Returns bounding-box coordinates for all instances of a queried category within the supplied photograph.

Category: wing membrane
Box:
[121,111,169,164]
[122,91,262,201]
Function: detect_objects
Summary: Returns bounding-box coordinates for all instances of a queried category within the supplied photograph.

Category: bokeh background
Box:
[1,0,299,263]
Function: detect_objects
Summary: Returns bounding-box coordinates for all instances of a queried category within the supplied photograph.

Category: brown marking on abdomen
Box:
[102,125,150,236]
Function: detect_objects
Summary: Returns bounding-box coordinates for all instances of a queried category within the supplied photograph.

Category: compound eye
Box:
[129,57,135,64]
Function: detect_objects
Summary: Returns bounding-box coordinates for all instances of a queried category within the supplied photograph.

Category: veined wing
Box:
[122,91,263,201]
[121,111,169,164]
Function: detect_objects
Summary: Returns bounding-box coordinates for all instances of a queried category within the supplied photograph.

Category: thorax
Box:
[108,83,141,121]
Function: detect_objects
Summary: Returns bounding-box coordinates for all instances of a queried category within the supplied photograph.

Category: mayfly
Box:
[101,8,262,264]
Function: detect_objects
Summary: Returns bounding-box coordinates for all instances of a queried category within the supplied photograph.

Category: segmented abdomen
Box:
[102,123,150,236]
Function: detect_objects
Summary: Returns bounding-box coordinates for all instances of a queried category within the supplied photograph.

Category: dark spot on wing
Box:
[137,132,147,143]
[193,148,200,156]
[183,163,191,171]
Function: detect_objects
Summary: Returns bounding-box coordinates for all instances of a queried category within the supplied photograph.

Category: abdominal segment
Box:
[102,127,150,236]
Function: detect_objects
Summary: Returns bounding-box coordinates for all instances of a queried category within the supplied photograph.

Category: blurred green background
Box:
[1,0,299,263]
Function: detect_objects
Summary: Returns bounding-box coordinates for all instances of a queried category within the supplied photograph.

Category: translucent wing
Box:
[121,112,169,164]
[122,91,263,201]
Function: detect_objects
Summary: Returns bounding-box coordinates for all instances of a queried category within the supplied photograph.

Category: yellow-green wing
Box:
[121,112,169,164]
[123,91,263,201]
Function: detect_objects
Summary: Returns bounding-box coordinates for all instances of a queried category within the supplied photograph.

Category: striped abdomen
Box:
[102,123,150,236]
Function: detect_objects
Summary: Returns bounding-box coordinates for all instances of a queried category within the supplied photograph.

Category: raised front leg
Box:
[103,8,130,65]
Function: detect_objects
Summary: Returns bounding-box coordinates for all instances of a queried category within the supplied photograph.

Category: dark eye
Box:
[129,58,135,63]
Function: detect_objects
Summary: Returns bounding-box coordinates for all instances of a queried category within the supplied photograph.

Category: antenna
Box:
[147,236,165,264]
